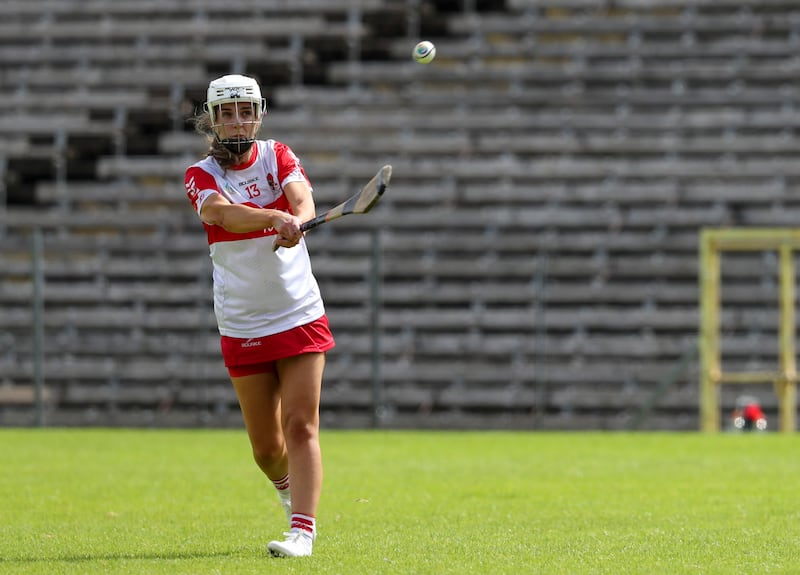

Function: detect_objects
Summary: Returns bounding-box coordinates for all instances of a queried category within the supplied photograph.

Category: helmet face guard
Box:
[205,74,266,155]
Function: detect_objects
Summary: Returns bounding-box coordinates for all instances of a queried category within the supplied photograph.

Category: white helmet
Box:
[204,74,266,154]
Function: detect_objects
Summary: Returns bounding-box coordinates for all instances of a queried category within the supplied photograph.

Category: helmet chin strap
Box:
[220,138,255,155]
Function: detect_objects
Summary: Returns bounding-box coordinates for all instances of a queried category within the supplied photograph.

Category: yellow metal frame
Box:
[699,228,798,432]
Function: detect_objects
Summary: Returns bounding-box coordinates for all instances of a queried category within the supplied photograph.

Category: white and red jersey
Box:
[184,140,326,339]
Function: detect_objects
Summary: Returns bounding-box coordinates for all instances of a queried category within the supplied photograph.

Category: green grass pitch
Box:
[1,429,798,574]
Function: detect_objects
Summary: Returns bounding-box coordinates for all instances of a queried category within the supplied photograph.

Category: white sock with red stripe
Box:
[290,513,316,537]
[272,473,291,499]
[271,473,290,492]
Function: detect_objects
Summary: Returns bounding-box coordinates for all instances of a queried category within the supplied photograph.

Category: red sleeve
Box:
[184,166,219,212]
[273,141,311,189]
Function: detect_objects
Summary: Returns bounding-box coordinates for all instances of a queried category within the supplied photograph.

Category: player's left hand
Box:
[272,214,303,250]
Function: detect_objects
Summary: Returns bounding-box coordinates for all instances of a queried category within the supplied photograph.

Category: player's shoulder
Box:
[257,139,300,168]
[185,155,220,177]
[258,139,292,154]
[263,136,301,150]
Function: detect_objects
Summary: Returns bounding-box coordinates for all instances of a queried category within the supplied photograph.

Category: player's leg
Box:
[230,371,291,519]
[268,352,326,558]
[278,352,325,516]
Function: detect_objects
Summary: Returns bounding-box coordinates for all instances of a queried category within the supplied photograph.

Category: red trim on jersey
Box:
[273,141,311,187]
[185,166,217,212]
[230,145,259,170]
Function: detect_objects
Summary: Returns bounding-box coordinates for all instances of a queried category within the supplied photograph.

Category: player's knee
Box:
[282,414,318,446]
[251,438,285,468]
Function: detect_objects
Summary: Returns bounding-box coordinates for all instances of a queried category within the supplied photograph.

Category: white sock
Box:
[271,473,290,493]
[290,513,315,537]
[271,473,292,512]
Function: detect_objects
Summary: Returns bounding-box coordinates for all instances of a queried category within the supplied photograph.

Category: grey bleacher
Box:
[2,0,798,429]
[0,0,389,16]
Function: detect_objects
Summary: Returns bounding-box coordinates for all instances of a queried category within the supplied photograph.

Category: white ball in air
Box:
[413,41,436,64]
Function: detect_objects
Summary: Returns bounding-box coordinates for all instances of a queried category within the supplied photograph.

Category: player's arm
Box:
[270,180,315,249]
[186,166,302,238]
[270,142,315,248]
[282,180,315,225]
[200,193,302,241]
[259,181,315,251]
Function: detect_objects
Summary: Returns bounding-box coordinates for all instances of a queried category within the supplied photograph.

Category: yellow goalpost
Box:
[699,228,798,433]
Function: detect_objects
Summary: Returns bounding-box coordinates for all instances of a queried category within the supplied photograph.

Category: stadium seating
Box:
[1,0,797,430]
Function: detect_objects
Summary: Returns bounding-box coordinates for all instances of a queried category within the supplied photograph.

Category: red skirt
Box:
[220,315,335,377]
